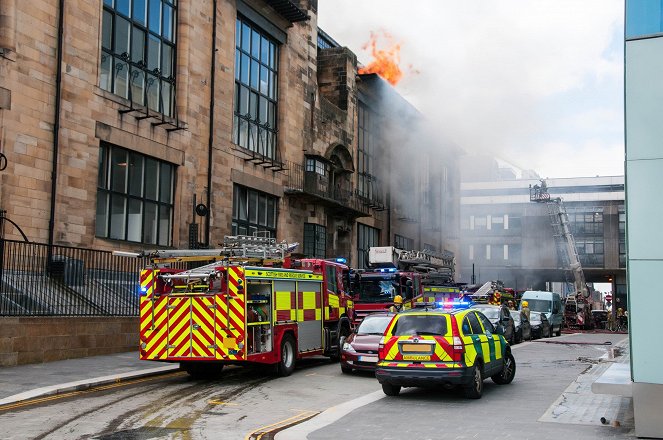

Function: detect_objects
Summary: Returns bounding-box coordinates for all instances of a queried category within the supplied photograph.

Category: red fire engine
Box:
[132,236,354,378]
[350,246,455,324]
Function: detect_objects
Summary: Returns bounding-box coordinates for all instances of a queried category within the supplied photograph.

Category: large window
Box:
[304,223,326,258]
[576,238,604,267]
[96,142,174,245]
[100,0,177,117]
[357,103,376,200]
[232,185,277,238]
[568,208,603,236]
[233,17,279,159]
[394,234,413,250]
[357,223,379,269]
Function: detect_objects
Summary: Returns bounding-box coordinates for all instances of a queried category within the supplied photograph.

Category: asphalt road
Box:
[0,333,632,440]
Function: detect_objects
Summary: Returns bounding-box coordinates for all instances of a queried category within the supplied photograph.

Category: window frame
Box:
[96,142,175,245]
[233,15,279,160]
[304,223,326,258]
[100,0,177,117]
[231,184,278,238]
[357,223,379,269]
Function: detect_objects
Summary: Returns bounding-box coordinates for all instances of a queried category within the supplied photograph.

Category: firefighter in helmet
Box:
[521,300,531,322]
[390,295,403,313]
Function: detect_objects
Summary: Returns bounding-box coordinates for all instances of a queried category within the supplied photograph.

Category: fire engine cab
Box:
[131,236,353,378]
[351,246,455,324]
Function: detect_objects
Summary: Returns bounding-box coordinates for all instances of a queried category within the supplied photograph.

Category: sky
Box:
[317,0,625,179]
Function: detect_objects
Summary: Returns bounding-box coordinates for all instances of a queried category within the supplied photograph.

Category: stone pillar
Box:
[0,0,16,53]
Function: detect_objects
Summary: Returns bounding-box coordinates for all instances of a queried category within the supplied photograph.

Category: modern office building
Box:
[625,0,663,436]
[459,166,625,303]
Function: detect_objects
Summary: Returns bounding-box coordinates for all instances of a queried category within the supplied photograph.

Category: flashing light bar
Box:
[334,257,347,264]
[377,268,397,273]
[436,300,472,309]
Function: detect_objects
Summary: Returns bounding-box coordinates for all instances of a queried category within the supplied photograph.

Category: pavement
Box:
[0,352,180,407]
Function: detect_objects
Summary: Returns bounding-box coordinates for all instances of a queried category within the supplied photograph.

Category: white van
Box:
[519,291,563,336]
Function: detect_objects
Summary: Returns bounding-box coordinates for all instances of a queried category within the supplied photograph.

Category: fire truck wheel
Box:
[277,334,296,377]
[182,362,223,379]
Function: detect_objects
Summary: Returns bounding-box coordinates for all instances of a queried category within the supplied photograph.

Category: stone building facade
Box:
[0,0,460,270]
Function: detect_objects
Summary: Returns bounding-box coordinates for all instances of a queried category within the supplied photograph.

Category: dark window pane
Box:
[131,27,145,63]
[144,157,158,200]
[127,198,143,241]
[143,201,158,244]
[258,194,266,225]
[147,35,160,71]
[147,73,159,111]
[249,91,258,120]
[241,53,249,84]
[128,152,144,196]
[267,197,275,228]
[98,146,108,188]
[159,162,172,203]
[162,44,172,77]
[95,192,109,237]
[102,10,113,49]
[239,85,249,115]
[250,59,259,90]
[260,65,268,95]
[158,205,171,246]
[111,148,128,192]
[130,67,145,105]
[133,0,147,25]
[114,57,129,98]
[109,194,127,240]
[162,4,173,41]
[100,53,112,91]
[162,80,172,116]
[115,17,130,56]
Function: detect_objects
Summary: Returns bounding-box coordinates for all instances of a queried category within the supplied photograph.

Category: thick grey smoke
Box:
[318,0,624,179]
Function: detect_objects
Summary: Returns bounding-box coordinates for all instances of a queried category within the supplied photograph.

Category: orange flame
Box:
[358,31,403,86]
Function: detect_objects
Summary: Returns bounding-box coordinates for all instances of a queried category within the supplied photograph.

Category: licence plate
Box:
[401,343,431,353]
[402,355,430,361]
[358,355,378,363]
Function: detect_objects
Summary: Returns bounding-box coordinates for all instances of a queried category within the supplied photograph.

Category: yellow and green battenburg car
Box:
[375,305,516,398]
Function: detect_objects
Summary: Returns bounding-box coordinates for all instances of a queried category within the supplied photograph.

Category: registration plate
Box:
[358,355,378,363]
[402,355,431,361]
[401,343,431,353]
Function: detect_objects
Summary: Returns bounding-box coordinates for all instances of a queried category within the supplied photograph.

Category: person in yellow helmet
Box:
[521,300,531,322]
[389,294,403,313]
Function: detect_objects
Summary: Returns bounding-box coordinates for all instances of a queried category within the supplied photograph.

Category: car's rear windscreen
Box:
[392,315,448,336]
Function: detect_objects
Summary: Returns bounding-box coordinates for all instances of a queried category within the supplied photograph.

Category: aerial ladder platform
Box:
[530,180,589,299]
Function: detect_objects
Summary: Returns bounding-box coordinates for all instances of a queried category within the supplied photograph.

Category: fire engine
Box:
[130,236,354,378]
[350,246,455,323]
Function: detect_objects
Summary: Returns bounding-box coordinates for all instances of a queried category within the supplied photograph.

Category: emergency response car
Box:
[375,305,516,398]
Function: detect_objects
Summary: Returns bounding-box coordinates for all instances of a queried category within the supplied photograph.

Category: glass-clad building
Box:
[625,0,663,436]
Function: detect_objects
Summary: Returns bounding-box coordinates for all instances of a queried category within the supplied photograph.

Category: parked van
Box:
[519,291,563,336]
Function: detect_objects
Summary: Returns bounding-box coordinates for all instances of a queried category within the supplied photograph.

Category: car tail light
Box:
[450,317,464,362]
[378,336,386,360]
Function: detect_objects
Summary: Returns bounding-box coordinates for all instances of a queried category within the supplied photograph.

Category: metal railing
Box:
[0,239,152,316]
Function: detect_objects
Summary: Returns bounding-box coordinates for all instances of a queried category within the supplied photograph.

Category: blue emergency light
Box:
[377,268,397,273]
[140,286,148,294]
[334,257,347,264]
[436,299,472,309]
